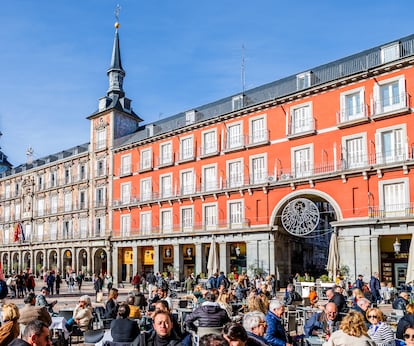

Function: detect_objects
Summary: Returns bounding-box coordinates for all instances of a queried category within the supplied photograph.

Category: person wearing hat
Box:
[35,287,57,315]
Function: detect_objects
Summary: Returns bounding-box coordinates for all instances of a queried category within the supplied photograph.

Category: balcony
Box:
[368,203,414,219]
[155,155,174,168]
[371,92,410,120]
[118,165,132,177]
[336,104,370,128]
[223,135,245,153]
[246,130,270,148]
[175,150,195,164]
[198,146,220,159]
[137,160,153,173]
[287,118,316,139]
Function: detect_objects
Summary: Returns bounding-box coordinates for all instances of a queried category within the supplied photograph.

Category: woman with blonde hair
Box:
[73,295,93,331]
[217,291,233,318]
[325,311,376,345]
[366,307,395,346]
[0,303,20,344]
[352,288,365,308]
[248,293,269,314]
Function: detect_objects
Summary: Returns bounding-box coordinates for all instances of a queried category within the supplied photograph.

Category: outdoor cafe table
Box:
[50,316,70,341]
[305,336,325,346]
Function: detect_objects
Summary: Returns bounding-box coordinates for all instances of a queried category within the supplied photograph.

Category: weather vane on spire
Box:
[114,4,121,29]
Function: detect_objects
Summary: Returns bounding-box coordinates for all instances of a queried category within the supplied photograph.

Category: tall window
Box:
[79,164,87,181]
[50,171,57,188]
[202,130,217,155]
[140,178,152,201]
[14,203,20,220]
[4,205,10,222]
[228,160,243,188]
[140,148,152,170]
[97,160,105,176]
[160,209,172,233]
[181,207,193,231]
[381,180,408,217]
[181,170,194,195]
[227,123,243,149]
[37,223,44,242]
[229,201,243,227]
[343,135,366,169]
[204,204,217,230]
[292,146,312,178]
[180,137,194,160]
[121,214,131,237]
[376,126,405,163]
[50,195,58,214]
[140,212,152,236]
[160,175,173,198]
[95,217,103,237]
[121,183,131,204]
[4,184,10,198]
[64,193,72,212]
[79,218,87,238]
[121,155,132,175]
[64,168,71,184]
[50,222,58,241]
[250,117,266,144]
[63,220,72,239]
[37,198,45,217]
[374,76,406,115]
[96,188,105,207]
[96,129,106,149]
[251,156,266,184]
[160,142,172,165]
[203,166,217,191]
[79,191,86,209]
[340,88,365,122]
[291,103,313,134]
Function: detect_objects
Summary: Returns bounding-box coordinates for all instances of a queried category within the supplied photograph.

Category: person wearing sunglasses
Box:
[396,304,414,340]
[403,324,414,346]
[366,307,395,346]
[242,311,268,346]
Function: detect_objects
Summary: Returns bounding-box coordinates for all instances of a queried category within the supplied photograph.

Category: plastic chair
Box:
[83,329,105,346]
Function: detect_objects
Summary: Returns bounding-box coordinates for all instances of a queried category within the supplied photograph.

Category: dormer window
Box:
[297,72,312,90]
[185,110,196,125]
[232,95,244,111]
[381,42,400,64]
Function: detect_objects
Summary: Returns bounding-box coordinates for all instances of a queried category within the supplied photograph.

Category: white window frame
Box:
[79,190,87,209]
[37,223,44,242]
[180,169,195,195]
[96,129,106,149]
[160,174,173,198]
[14,203,20,220]
[4,205,10,222]
[180,136,194,161]
[79,164,87,181]
[140,148,152,170]
[185,110,196,125]
[4,184,10,198]
[140,211,152,236]
[50,195,58,214]
[50,171,57,188]
[95,187,105,207]
[250,154,267,184]
[228,199,244,228]
[339,87,365,122]
[381,42,400,64]
[373,75,406,115]
[290,102,313,134]
[140,178,152,201]
[227,122,243,149]
[249,115,267,144]
[203,203,218,231]
[50,221,58,240]
[79,218,87,239]
[64,193,72,212]
[64,168,71,184]
[120,214,131,237]
[375,124,407,164]
[121,182,131,204]
[202,129,218,156]
[203,164,217,192]
[37,198,45,217]
[160,208,173,233]
[96,159,106,176]
[292,144,313,178]
[379,178,409,217]
[227,159,244,188]
[232,94,244,111]
[95,216,104,237]
[181,206,194,231]
[121,154,132,175]
[297,71,312,90]
[160,141,173,165]
[342,133,367,169]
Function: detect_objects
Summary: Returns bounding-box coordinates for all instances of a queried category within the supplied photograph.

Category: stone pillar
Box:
[107,247,112,277]
[339,235,356,281]
[219,242,228,274]
[246,240,258,276]
[195,243,203,276]
[356,235,373,278]
[112,246,119,286]
[132,246,138,276]
[173,244,183,281]
[370,235,380,274]
[153,245,160,274]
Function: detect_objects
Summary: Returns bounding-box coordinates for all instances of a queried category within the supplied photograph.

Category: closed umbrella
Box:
[326,232,339,280]
[207,237,219,278]
[406,235,414,284]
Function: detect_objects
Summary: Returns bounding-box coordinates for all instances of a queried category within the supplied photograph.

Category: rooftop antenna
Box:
[241,44,246,95]
[26,146,34,165]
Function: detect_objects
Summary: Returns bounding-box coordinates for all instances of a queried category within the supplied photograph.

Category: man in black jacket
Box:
[393,291,410,311]
[184,291,230,332]
[325,287,347,313]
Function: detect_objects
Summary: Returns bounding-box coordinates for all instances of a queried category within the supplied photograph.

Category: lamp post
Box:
[393,238,401,255]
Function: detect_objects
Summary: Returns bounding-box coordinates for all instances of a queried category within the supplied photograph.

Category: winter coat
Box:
[264,311,288,346]
[184,302,230,332]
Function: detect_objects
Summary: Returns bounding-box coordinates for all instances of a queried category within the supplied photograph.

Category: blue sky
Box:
[1,1,414,165]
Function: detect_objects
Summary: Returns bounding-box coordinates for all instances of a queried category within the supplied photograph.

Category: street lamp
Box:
[235,246,241,257]
[393,237,401,255]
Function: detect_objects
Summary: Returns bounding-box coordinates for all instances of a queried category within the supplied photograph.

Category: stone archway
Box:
[270,190,341,285]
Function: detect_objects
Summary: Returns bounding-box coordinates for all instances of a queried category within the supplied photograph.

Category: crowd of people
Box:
[1,270,414,345]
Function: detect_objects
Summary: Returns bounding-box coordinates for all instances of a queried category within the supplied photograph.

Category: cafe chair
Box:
[83,329,105,346]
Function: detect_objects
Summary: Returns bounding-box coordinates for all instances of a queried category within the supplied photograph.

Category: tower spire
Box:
[107,4,125,98]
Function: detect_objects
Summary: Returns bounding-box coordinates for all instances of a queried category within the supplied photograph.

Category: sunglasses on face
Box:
[404,334,414,340]
[368,315,378,319]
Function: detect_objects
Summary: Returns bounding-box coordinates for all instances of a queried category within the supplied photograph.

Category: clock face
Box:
[281,198,320,236]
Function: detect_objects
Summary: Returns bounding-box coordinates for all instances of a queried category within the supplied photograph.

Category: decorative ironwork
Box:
[281,198,320,236]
